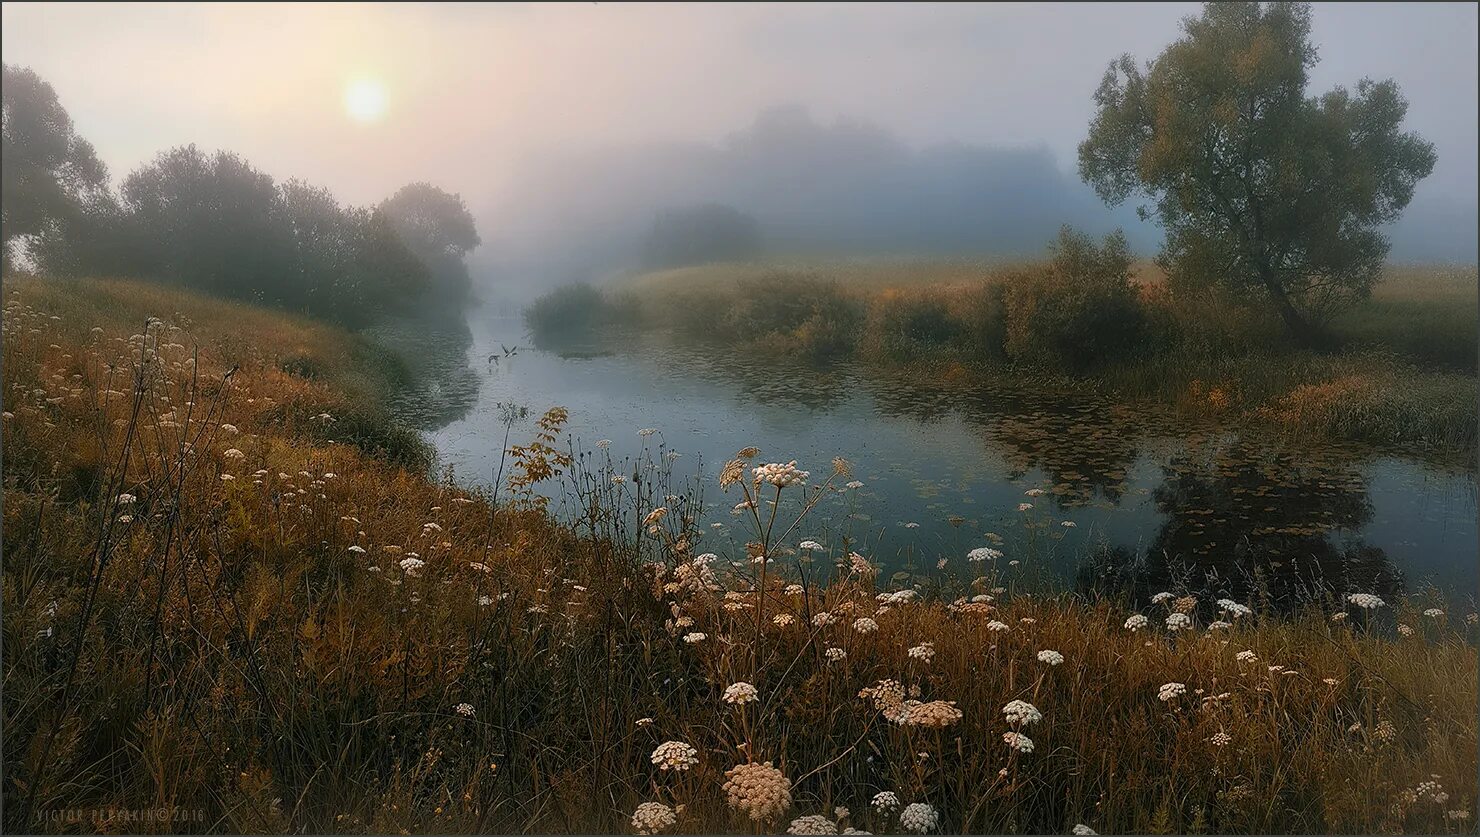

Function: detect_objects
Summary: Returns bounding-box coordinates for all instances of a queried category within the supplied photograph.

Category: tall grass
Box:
[4,279,1477,834]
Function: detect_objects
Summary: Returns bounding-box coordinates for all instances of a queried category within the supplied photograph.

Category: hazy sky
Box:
[4,2,1476,240]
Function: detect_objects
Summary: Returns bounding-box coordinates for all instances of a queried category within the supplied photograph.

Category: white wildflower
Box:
[723,682,759,705]
[650,740,698,771]
[1002,731,1035,753]
[1002,699,1042,726]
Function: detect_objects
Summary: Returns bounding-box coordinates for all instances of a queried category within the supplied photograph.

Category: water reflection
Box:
[426,315,1476,606]
[1075,439,1404,608]
[368,304,482,429]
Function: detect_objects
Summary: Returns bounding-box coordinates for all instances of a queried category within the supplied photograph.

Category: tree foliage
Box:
[2,66,480,329]
[378,182,481,305]
[1,64,109,272]
[1001,226,1145,369]
[1077,2,1436,340]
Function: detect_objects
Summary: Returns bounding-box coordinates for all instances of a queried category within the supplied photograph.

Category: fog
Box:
[4,1,1476,300]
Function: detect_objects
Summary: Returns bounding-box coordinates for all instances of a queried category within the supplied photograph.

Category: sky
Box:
[4,2,1477,272]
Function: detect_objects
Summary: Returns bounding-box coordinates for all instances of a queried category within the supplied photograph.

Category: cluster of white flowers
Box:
[985,620,1010,632]
[1347,593,1385,610]
[877,589,918,605]
[724,682,759,705]
[813,611,839,627]
[222,448,245,460]
[1002,699,1042,726]
[902,700,962,729]
[1124,613,1149,631]
[631,801,677,834]
[1036,649,1064,666]
[1210,731,1232,747]
[1002,731,1035,753]
[1216,599,1253,618]
[967,547,1003,562]
[846,480,865,489]
[1397,623,1415,637]
[853,617,879,634]
[1158,682,1187,702]
[899,802,938,834]
[683,632,707,643]
[399,557,426,577]
[754,461,810,487]
[824,647,847,662]
[724,761,792,822]
[1151,592,1174,604]
[1235,649,1258,663]
[1072,825,1097,835]
[454,702,475,717]
[907,643,935,663]
[786,814,838,835]
[650,740,699,771]
[871,791,900,814]
[1423,608,1445,618]
[1207,620,1232,631]
[1017,502,1034,512]
[1166,613,1192,631]
[799,539,825,551]
[773,614,796,628]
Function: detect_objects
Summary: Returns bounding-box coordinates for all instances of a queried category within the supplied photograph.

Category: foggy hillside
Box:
[474,105,1475,300]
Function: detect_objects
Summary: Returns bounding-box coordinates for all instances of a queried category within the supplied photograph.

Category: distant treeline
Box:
[2,65,478,329]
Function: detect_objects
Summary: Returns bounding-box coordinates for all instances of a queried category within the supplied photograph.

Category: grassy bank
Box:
[3,279,1477,834]
[529,260,1478,457]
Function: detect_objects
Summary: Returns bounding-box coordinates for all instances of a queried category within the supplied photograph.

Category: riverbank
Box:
[3,278,1476,834]
[527,261,1478,459]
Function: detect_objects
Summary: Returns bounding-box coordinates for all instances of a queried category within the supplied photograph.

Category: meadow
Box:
[527,259,1478,458]
[3,277,1477,834]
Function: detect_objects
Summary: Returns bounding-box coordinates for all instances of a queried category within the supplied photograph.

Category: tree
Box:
[1077,2,1436,342]
[1,64,109,273]
[121,145,292,301]
[640,203,761,270]
[378,182,480,303]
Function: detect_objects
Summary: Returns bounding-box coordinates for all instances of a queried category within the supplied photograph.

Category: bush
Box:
[719,272,864,358]
[1002,227,1145,369]
[864,289,967,361]
[523,283,616,343]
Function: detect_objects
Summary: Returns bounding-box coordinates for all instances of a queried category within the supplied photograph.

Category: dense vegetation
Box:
[524,236,1478,456]
[4,278,1476,834]
[1079,2,1436,343]
[1,64,478,329]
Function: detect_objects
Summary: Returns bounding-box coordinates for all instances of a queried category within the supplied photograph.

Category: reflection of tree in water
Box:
[1077,441,1403,610]
[681,342,856,411]
[366,303,482,430]
[951,387,1145,509]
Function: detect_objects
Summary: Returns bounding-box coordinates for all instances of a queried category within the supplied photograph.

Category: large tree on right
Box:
[1078,2,1436,342]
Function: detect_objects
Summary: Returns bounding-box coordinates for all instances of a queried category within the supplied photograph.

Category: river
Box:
[394,311,1478,608]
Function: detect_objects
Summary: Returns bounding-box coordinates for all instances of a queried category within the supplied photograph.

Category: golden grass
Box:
[3,279,1477,834]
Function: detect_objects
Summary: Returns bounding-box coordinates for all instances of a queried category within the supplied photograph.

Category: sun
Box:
[343,79,388,123]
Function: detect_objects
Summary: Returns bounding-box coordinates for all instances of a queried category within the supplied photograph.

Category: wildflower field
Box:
[3,278,1477,834]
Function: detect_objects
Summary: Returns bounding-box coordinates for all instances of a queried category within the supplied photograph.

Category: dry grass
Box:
[3,279,1477,834]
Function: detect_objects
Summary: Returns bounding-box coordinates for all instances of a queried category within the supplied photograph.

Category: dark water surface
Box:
[403,314,1477,607]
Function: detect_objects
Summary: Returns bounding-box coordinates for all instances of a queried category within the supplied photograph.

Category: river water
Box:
[396,311,1477,607]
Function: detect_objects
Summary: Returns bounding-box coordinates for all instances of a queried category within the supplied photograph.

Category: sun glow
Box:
[343,79,388,122]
